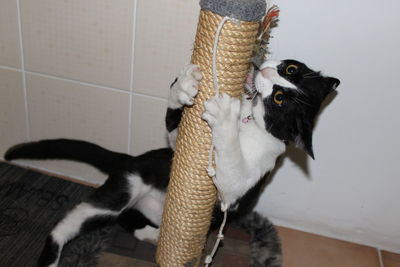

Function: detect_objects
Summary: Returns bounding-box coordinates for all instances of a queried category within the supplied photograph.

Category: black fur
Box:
[118,208,158,233]
[261,60,340,158]
[80,215,117,234]
[87,173,132,211]
[5,139,131,174]
[37,236,60,267]
[5,139,173,190]
[126,148,173,190]
[166,108,183,132]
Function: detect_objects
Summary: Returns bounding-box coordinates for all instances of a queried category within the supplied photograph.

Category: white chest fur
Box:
[127,174,165,226]
[203,93,285,206]
[239,97,285,183]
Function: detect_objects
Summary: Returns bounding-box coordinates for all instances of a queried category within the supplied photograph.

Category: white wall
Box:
[256,0,400,253]
[1,0,399,253]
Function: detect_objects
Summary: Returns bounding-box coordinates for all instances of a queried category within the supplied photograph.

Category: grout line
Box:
[132,91,168,103]
[16,0,31,141]
[0,65,22,72]
[377,248,384,267]
[127,91,133,154]
[0,63,168,105]
[127,0,138,155]
[24,70,131,95]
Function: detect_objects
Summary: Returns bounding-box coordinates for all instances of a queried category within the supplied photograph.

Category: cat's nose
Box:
[260,67,276,79]
[260,60,281,70]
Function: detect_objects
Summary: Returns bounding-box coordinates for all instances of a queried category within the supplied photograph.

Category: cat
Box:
[4,59,339,267]
[202,59,339,206]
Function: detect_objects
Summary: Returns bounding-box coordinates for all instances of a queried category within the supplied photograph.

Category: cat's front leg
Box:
[202,93,247,207]
[166,65,202,149]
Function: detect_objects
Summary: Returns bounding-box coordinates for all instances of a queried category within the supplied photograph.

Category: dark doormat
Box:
[0,162,112,267]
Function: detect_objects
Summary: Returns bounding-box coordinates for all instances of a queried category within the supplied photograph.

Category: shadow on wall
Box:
[285,90,339,178]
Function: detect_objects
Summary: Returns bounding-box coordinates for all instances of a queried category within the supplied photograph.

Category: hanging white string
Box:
[206,14,240,179]
[206,15,231,179]
[204,15,240,267]
[204,203,228,266]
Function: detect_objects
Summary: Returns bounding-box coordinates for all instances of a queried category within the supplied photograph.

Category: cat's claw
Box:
[168,64,202,109]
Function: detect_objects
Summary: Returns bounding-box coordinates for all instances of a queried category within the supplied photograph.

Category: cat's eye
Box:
[285,65,298,75]
[274,90,284,105]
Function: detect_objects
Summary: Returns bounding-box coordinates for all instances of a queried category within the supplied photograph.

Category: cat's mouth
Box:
[245,60,280,93]
[245,69,257,94]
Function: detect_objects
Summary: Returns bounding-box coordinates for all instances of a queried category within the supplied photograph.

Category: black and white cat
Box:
[4,59,339,267]
[202,60,339,206]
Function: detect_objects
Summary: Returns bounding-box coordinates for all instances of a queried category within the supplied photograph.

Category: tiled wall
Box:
[0,0,199,184]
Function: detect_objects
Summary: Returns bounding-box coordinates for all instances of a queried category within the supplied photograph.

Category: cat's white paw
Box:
[203,93,240,149]
[134,226,160,245]
[203,93,240,127]
[168,64,202,109]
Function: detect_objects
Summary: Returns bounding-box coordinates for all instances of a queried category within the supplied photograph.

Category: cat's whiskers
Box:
[303,75,320,79]
[293,96,316,108]
[303,72,320,79]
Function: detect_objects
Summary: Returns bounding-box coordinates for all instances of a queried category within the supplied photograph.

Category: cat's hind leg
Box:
[118,188,164,245]
[37,173,131,267]
[37,202,120,267]
[118,208,159,244]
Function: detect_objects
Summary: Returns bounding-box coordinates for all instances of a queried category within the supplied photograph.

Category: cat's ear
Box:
[295,118,315,159]
[325,77,340,91]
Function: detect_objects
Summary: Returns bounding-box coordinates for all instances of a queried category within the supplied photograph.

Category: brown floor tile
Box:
[105,225,157,263]
[219,252,250,267]
[382,250,400,267]
[276,226,381,267]
[203,230,251,266]
[205,234,250,256]
[97,252,157,267]
[207,250,250,267]
[223,227,251,242]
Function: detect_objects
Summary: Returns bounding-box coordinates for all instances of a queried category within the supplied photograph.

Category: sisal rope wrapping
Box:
[156,10,259,266]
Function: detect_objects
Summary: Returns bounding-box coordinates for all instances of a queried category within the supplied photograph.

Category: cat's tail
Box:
[236,212,282,267]
[4,139,132,174]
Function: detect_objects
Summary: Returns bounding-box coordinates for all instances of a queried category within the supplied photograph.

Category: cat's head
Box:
[250,59,340,159]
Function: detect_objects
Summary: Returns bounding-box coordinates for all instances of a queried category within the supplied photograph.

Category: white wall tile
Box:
[0,0,21,68]
[131,94,169,155]
[133,0,199,98]
[25,73,131,183]
[20,0,134,90]
[0,68,27,155]
[26,73,130,151]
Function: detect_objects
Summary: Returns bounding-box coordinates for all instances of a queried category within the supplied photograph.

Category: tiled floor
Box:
[96,224,400,267]
[381,251,400,267]
[277,226,382,267]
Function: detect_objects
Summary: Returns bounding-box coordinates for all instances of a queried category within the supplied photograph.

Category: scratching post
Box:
[156,0,266,266]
